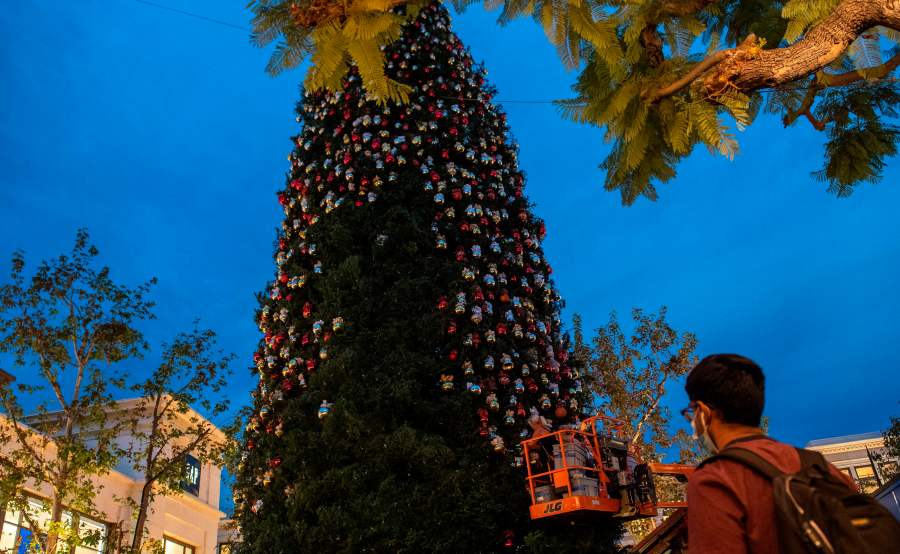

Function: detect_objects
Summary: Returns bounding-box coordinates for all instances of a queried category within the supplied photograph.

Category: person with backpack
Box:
[683,353,900,553]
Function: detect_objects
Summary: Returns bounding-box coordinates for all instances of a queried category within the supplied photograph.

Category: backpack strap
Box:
[796,448,829,471]
[699,447,784,481]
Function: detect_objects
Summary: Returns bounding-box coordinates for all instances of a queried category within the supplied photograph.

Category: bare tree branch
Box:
[820,50,900,86]
[630,379,667,445]
[646,43,746,101]
[148,426,212,484]
[1,398,51,477]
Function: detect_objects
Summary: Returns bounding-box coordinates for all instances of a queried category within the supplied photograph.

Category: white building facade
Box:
[1,398,228,554]
[805,431,895,493]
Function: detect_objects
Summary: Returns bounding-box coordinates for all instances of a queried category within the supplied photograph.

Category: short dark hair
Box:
[686,354,765,427]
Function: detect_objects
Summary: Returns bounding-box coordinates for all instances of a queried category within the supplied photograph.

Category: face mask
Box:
[691,409,719,455]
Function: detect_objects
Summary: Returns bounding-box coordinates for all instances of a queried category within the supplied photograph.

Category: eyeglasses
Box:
[680,402,697,423]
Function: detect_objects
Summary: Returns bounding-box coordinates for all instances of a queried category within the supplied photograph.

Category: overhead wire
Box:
[132,0,251,31]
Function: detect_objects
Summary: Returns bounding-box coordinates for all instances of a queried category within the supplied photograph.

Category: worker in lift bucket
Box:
[616,465,637,517]
[527,411,554,475]
[527,412,552,438]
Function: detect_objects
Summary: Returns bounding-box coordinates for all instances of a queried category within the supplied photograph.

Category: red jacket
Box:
[687,435,856,554]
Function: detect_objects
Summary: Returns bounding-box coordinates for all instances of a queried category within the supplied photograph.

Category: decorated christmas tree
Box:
[234,3,620,551]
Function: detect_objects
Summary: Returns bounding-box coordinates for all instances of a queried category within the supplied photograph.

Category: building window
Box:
[75,515,107,554]
[854,465,879,493]
[163,536,196,554]
[1,497,106,554]
[182,454,201,496]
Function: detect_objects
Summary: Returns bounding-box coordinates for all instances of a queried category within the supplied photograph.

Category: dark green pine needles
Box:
[234,3,620,552]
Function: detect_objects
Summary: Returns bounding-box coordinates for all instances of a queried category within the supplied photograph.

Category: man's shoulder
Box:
[696,436,801,478]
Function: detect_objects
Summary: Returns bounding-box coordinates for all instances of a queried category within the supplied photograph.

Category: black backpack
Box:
[700,446,900,553]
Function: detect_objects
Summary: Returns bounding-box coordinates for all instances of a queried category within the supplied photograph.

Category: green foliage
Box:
[812,83,900,196]
[123,327,235,554]
[0,229,156,554]
[579,307,699,543]
[249,0,426,103]
[554,0,899,202]
[582,307,699,463]
[876,413,900,480]
[0,231,236,554]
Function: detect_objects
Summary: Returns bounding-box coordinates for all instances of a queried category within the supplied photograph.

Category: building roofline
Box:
[805,432,883,447]
[110,397,229,445]
[21,396,228,445]
[0,368,14,383]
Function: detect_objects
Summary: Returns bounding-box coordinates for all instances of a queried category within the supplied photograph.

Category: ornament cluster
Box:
[237,2,584,516]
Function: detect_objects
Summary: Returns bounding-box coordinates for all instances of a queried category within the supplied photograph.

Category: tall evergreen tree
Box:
[233,3,620,552]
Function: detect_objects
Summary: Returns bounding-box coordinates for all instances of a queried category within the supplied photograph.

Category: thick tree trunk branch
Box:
[702,0,900,96]
[660,0,721,17]
[291,0,406,28]
[630,382,666,445]
[650,0,900,102]
[645,42,755,102]
[641,25,665,68]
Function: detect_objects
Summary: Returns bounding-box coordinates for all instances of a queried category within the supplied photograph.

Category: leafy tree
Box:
[873,413,900,481]
[580,307,699,541]
[0,229,155,554]
[884,416,900,468]
[251,0,900,203]
[122,327,235,554]
[585,307,699,463]
[0,231,237,554]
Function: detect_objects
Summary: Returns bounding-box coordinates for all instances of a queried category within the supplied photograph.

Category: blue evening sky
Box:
[2,1,898,450]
